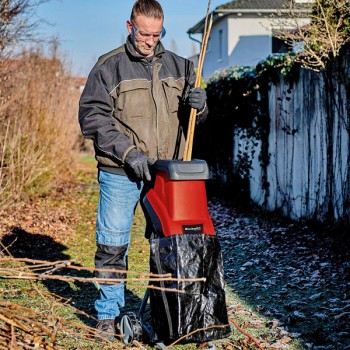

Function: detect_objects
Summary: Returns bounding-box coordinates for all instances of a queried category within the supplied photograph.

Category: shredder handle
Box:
[151,159,210,181]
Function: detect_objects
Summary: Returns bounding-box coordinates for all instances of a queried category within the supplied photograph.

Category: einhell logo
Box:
[182,224,203,234]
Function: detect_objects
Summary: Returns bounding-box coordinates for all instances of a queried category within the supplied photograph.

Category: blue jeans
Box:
[94,170,143,320]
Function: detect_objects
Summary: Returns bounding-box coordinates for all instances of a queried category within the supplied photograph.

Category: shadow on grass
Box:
[1,228,142,328]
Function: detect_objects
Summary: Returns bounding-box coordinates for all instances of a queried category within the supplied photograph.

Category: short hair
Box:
[130,0,164,21]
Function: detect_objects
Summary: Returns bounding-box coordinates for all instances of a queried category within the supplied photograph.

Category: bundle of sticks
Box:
[183,0,213,161]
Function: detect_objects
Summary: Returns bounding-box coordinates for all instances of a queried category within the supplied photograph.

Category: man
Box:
[79,0,208,341]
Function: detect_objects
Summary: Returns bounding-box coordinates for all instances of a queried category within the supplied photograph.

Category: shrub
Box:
[0,49,81,207]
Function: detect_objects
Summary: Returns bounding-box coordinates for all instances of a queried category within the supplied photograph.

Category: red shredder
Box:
[120,159,231,348]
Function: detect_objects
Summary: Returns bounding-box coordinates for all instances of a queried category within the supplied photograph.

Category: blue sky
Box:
[36,0,225,77]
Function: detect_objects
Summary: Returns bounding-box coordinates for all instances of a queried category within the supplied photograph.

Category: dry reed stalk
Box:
[183,1,212,161]
[0,121,10,204]
[0,50,81,209]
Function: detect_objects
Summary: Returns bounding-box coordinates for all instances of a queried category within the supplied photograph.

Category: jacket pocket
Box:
[117,80,152,120]
[162,78,185,114]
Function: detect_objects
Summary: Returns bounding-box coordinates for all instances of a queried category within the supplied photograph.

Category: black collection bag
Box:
[149,234,231,344]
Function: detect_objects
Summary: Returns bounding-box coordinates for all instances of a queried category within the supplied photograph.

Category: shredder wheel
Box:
[120,312,143,345]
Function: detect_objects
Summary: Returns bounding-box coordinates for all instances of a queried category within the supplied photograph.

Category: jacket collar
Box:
[125,35,165,61]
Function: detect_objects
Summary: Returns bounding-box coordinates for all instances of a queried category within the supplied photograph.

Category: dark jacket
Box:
[79,36,202,173]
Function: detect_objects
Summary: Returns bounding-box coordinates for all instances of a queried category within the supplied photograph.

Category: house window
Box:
[218,29,223,60]
[272,36,290,54]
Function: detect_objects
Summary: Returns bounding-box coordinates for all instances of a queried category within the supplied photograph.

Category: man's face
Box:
[127,15,164,57]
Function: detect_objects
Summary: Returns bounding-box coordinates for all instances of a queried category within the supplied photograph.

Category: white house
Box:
[187,0,313,79]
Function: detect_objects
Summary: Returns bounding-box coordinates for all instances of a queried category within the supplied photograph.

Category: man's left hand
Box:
[187,87,206,111]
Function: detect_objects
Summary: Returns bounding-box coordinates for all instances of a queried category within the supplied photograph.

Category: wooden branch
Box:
[167,324,230,347]
[0,314,30,334]
[0,300,123,349]
[0,257,171,277]
[0,269,205,284]
[183,0,212,161]
[0,256,207,296]
[229,317,265,350]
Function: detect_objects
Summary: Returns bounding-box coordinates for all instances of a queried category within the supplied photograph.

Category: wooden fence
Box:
[197,54,350,224]
[249,64,350,222]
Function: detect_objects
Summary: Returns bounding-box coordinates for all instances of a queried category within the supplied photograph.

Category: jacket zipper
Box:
[145,59,159,158]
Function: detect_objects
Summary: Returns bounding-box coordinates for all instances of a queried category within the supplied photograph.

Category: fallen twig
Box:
[0,269,205,285]
[167,324,230,348]
[0,257,171,277]
[229,317,265,350]
[0,300,122,349]
[0,257,206,295]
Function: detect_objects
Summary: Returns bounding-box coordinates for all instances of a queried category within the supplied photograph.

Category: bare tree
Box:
[0,0,46,56]
[275,0,350,71]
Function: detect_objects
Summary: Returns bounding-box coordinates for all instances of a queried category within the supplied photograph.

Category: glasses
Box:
[132,22,166,41]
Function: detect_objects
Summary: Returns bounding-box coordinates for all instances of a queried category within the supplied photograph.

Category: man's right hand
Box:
[125,148,154,181]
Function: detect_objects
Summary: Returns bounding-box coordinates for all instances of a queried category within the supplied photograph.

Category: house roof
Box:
[188,0,312,34]
[218,0,290,10]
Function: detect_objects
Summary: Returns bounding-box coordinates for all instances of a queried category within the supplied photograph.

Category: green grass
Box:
[0,155,307,349]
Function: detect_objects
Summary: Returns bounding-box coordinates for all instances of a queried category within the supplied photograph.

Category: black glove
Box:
[187,87,206,111]
[125,148,154,181]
